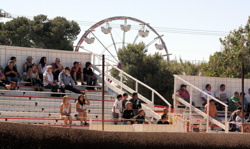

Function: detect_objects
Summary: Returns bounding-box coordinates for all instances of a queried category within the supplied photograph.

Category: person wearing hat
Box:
[70,61,84,85]
[112,94,123,124]
[23,56,33,81]
[176,84,195,106]
[51,58,64,82]
[59,67,85,94]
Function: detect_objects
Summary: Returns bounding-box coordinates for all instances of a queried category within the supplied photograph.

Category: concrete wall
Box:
[0,45,92,75]
[174,75,250,107]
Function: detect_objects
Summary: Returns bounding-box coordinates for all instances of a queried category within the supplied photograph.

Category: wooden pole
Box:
[241,62,244,133]
[102,55,105,131]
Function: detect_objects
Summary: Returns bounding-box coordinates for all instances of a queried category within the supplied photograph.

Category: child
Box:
[122,93,129,110]
[136,109,149,124]
[112,94,123,124]
[60,96,72,127]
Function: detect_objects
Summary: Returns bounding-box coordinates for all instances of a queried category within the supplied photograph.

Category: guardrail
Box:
[173,75,229,133]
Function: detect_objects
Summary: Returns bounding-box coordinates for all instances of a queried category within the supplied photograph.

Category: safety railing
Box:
[91,53,172,121]
[173,75,229,133]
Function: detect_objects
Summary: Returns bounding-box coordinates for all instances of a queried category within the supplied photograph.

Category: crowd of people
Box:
[176,83,250,132]
[0,56,97,92]
[112,92,172,125]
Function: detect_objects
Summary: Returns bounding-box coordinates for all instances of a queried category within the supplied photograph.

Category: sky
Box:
[1,0,250,63]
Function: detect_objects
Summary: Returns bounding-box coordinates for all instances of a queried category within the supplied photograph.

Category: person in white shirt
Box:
[112,94,123,124]
[43,65,60,93]
[201,84,214,106]
[235,110,246,132]
[245,88,250,112]
[215,84,229,111]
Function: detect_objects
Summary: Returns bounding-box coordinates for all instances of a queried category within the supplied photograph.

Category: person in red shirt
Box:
[176,84,195,106]
[70,61,84,85]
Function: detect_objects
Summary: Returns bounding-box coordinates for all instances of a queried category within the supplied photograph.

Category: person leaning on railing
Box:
[60,96,72,127]
[129,92,141,115]
[176,84,195,106]
[59,67,85,94]
[201,84,214,107]
[122,102,136,125]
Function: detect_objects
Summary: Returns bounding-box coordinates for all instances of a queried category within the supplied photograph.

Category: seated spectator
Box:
[59,67,84,94]
[201,84,214,106]
[235,110,246,132]
[229,107,241,132]
[60,96,72,127]
[70,61,84,86]
[83,62,97,89]
[215,84,229,111]
[10,57,21,78]
[122,93,129,110]
[27,63,42,90]
[112,94,123,125]
[23,56,33,81]
[160,108,173,124]
[0,68,11,90]
[43,65,60,93]
[75,94,90,125]
[157,114,169,124]
[122,102,136,125]
[245,88,250,112]
[4,60,20,87]
[204,99,221,121]
[51,58,63,82]
[38,57,47,83]
[176,84,195,106]
[240,92,248,111]
[129,92,141,115]
[136,109,149,124]
[229,92,241,112]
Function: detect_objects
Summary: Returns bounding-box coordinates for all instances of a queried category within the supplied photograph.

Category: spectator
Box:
[229,107,241,131]
[201,84,214,106]
[83,62,97,89]
[75,94,90,125]
[10,57,21,79]
[229,92,241,112]
[122,102,136,125]
[235,110,246,132]
[160,108,173,124]
[136,109,149,124]
[122,93,129,110]
[59,67,84,94]
[176,84,195,106]
[215,84,229,111]
[0,66,11,90]
[4,60,20,87]
[23,56,33,81]
[71,61,84,85]
[27,63,42,90]
[129,92,141,115]
[38,57,47,83]
[112,94,123,125]
[245,88,250,112]
[157,114,169,124]
[51,58,63,82]
[60,96,72,127]
[204,99,221,121]
[43,65,60,93]
[240,92,248,111]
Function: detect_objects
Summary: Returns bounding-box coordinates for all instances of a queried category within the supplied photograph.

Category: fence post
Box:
[206,95,209,132]
[120,72,123,90]
[135,81,138,92]
[189,87,193,132]
[102,55,105,131]
[225,107,228,133]
[151,91,154,105]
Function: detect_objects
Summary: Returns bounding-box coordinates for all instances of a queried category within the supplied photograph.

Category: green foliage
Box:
[111,43,200,105]
[0,15,81,51]
[201,16,250,78]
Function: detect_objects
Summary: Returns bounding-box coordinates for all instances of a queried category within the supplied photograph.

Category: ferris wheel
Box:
[75,16,170,63]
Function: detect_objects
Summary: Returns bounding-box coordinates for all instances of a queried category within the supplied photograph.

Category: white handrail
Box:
[93,53,172,108]
[174,75,228,107]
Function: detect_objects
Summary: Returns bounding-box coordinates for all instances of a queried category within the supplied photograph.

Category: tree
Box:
[0,17,32,47]
[30,15,81,50]
[201,16,250,78]
[111,43,200,105]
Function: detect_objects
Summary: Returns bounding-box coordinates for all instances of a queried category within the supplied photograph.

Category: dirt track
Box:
[0,122,249,149]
